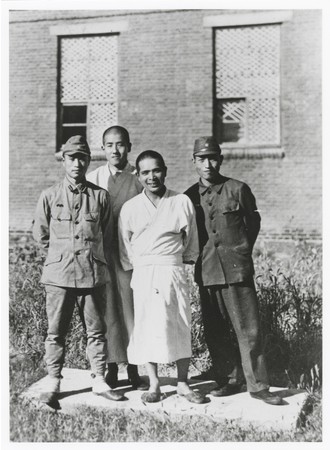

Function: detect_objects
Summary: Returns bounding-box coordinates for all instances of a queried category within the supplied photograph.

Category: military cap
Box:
[193,136,221,156]
[62,135,91,156]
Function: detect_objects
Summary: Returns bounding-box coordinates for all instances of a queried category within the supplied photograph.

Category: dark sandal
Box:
[141,391,162,403]
[178,390,206,404]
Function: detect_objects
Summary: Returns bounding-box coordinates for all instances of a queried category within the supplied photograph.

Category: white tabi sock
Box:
[92,375,111,394]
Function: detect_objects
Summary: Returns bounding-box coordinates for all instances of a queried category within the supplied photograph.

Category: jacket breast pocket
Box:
[221,201,244,232]
[221,201,240,215]
[50,212,72,239]
[83,212,100,240]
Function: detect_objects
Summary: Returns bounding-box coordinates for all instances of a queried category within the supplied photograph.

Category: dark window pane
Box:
[222,122,242,143]
[63,105,87,124]
[215,99,245,144]
[61,126,87,147]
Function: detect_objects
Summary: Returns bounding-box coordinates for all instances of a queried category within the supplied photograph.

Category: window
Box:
[58,34,118,151]
[61,104,87,143]
[214,24,280,147]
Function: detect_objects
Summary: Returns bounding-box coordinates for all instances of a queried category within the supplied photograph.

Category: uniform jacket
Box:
[185,175,261,286]
[33,177,113,288]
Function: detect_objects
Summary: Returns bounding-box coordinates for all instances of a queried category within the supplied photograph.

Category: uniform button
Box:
[75,235,79,239]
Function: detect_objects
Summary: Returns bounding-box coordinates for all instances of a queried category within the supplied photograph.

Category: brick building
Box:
[9,9,322,242]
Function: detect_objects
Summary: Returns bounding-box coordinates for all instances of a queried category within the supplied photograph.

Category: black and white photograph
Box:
[2,0,326,445]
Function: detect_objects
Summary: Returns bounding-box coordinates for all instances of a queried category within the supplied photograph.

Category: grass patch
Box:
[10,397,321,442]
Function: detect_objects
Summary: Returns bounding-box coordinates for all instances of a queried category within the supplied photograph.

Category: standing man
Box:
[87,126,146,390]
[185,136,282,405]
[33,135,124,404]
[118,150,205,404]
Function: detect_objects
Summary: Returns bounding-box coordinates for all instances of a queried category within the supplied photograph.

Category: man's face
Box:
[193,154,223,183]
[62,153,90,182]
[137,157,167,195]
[102,130,131,169]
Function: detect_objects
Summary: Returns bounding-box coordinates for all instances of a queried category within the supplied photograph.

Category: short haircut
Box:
[102,126,130,145]
[136,150,166,173]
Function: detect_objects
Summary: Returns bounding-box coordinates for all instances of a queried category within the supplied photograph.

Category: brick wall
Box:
[9,9,322,240]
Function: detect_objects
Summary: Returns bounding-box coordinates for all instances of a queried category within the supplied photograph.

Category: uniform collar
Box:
[64,176,88,193]
[198,174,226,195]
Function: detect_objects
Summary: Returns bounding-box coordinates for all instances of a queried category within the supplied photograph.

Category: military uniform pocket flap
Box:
[45,253,62,266]
[51,212,72,221]
[84,212,99,222]
[222,202,240,214]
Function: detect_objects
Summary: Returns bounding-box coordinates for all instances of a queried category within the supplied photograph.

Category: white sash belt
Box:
[133,254,182,267]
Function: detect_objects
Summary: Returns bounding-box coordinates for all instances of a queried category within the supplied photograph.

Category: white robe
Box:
[118,188,199,364]
[87,163,142,363]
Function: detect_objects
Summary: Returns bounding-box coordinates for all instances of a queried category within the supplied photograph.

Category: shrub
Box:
[254,241,322,389]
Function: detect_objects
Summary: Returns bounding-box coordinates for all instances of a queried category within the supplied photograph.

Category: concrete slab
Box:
[21,368,308,431]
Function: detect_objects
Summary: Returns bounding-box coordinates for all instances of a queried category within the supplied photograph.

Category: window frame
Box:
[212,24,281,150]
[50,20,128,158]
[204,11,292,158]
[56,32,119,153]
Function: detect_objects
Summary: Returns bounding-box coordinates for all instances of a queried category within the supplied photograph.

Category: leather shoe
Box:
[250,389,283,405]
[210,383,242,397]
[130,375,149,391]
[40,376,60,404]
[105,363,118,389]
[94,389,125,401]
[39,391,59,404]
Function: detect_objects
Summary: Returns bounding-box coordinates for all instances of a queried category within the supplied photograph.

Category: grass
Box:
[8,235,322,442]
[10,401,320,442]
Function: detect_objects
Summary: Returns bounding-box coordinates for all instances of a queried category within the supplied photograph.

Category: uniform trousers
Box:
[199,278,269,393]
[45,285,107,378]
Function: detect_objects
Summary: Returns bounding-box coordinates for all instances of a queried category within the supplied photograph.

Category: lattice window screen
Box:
[60,35,118,149]
[215,25,280,146]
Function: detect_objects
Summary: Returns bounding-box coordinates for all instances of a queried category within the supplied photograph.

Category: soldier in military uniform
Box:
[33,135,124,404]
[185,136,282,405]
